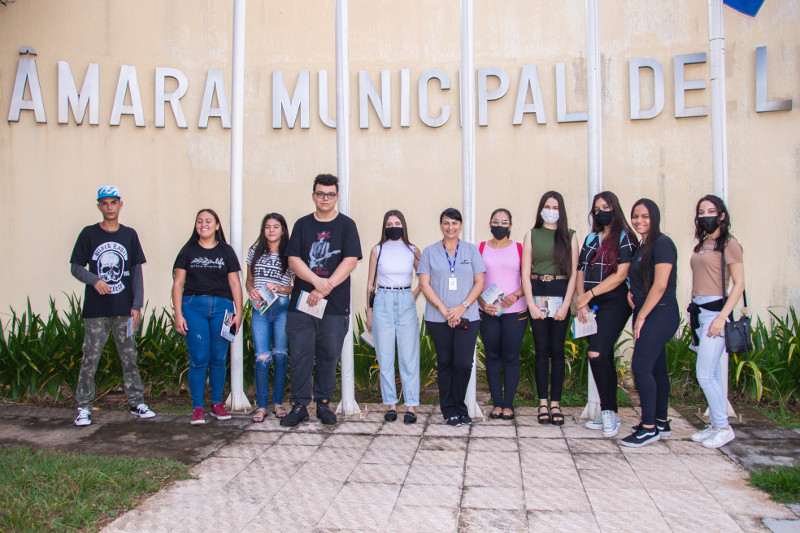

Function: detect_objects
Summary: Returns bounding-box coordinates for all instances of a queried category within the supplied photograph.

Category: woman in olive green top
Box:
[521,191,579,425]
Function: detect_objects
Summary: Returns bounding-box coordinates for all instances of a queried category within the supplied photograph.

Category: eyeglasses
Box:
[490,219,511,226]
[314,192,338,200]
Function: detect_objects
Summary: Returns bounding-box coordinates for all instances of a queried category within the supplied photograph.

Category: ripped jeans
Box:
[251,295,289,408]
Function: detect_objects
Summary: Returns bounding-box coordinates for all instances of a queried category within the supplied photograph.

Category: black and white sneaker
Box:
[74,407,92,426]
[621,424,660,448]
[130,403,156,418]
[631,420,671,438]
[446,416,462,427]
[460,414,472,425]
[280,403,309,427]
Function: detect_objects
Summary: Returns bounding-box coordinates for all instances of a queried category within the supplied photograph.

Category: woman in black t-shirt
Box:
[621,199,679,448]
[575,191,638,438]
[172,209,243,425]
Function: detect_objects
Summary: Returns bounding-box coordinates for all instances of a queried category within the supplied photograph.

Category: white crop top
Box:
[376,240,416,287]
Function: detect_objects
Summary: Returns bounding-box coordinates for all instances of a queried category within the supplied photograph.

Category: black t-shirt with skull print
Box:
[70,223,147,319]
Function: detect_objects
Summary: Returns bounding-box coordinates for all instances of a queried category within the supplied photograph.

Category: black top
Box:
[628,234,678,305]
[577,230,638,300]
[173,241,241,300]
[70,223,147,319]
[287,213,362,315]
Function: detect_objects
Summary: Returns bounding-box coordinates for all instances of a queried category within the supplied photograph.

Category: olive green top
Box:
[530,227,574,275]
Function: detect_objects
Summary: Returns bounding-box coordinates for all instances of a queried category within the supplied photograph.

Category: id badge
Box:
[449,276,458,291]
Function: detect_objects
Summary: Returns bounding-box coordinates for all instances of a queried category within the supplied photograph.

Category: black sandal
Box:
[384,409,397,422]
[550,406,564,426]
[538,405,550,424]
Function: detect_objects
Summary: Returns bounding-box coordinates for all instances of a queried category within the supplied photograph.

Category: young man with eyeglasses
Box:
[281,174,362,426]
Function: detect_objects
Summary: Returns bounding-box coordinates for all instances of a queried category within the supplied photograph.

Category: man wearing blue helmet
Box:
[69,186,155,426]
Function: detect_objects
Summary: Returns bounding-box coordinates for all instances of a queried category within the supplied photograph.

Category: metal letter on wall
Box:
[418,69,450,128]
[155,67,189,128]
[199,69,231,128]
[359,70,391,129]
[629,57,665,120]
[674,53,708,118]
[318,70,336,128]
[478,67,510,126]
[272,70,310,129]
[8,57,46,123]
[512,65,546,125]
[756,46,793,113]
[110,65,145,127]
[400,68,410,128]
[58,61,99,125]
[555,62,588,123]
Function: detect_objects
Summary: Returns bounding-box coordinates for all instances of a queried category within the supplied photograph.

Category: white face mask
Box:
[541,209,560,224]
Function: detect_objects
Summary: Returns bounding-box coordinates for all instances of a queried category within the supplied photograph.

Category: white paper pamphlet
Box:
[572,311,598,339]
[220,308,236,342]
[359,330,375,349]
[481,283,507,316]
[532,296,563,318]
[297,290,327,319]
[252,285,279,315]
[126,317,135,338]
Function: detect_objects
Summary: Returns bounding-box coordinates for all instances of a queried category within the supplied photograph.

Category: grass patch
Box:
[747,464,800,504]
[0,444,192,532]
[753,404,800,429]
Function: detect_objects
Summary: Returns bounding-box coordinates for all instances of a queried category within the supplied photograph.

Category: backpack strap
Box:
[516,242,523,258]
[479,241,486,255]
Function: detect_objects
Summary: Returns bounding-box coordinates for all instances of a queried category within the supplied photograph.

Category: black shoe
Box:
[446,416,462,427]
[631,420,672,437]
[280,403,309,427]
[549,406,563,426]
[316,399,337,425]
[621,424,660,448]
[489,407,503,419]
[404,411,417,424]
[460,414,472,425]
[384,409,397,422]
[502,408,515,421]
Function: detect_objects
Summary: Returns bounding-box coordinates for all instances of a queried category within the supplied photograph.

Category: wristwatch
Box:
[462,301,469,309]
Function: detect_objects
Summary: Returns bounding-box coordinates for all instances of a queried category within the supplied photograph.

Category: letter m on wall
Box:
[272,70,309,129]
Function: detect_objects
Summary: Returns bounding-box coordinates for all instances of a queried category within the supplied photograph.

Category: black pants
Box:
[586,296,631,412]
[426,320,480,419]
[631,300,680,426]
[480,310,529,409]
[530,315,570,401]
[286,311,349,406]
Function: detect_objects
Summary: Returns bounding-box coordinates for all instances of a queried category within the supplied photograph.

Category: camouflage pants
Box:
[76,316,145,409]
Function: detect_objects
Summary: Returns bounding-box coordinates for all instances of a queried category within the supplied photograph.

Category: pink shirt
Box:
[480,241,526,314]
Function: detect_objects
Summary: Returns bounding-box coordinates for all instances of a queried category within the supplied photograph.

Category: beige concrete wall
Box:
[1,0,798,322]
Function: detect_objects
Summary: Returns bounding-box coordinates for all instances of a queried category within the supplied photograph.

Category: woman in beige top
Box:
[687,194,744,449]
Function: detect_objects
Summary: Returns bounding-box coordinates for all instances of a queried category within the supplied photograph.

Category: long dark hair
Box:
[174,209,227,270]
[249,213,290,275]
[533,191,572,276]
[589,191,636,274]
[378,209,414,250]
[490,208,512,238]
[693,194,731,253]
[631,198,662,291]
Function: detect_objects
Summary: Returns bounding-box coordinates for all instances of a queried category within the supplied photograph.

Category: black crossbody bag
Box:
[721,249,752,356]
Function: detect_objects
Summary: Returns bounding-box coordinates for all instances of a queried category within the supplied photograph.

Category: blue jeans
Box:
[693,296,729,428]
[182,295,234,409]
[251,295,289,408]
[372,288,420,407]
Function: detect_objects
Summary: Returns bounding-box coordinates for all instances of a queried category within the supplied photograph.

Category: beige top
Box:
[690,236,743,297]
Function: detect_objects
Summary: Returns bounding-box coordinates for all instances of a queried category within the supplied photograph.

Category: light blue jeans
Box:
[693,295,729,428]
[372,288,420,406]
[251,295,289,408]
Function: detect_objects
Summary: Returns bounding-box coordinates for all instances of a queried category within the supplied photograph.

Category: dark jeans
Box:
[286,311,349,406]
[426,320,480,419]
[631,300,680,426]
[586,295,632,412]
[530,315,570,401]
[480,310,529,409]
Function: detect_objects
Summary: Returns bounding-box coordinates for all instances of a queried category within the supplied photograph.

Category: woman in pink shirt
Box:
[477,209,529,420]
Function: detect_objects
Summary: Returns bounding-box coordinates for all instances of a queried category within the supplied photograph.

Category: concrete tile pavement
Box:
[103,405,795,533]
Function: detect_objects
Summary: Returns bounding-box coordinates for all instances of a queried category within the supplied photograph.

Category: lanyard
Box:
[442,239,459,276]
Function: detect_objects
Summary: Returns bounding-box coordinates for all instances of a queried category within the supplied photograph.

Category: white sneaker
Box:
[702,426,735,448]
[74,407,92,426]
[601,410,619,437]
[691,425,717,442]
[585,413,620,430]
[131,403,156,418]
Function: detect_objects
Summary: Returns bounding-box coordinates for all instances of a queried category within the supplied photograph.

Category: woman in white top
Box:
[366,210,422,424]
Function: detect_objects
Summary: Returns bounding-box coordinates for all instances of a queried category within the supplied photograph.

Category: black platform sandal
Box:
[538,405,550,424]
[550,405,564,426]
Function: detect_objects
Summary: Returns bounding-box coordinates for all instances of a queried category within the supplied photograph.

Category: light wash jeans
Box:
[251,295,289,408]
[372,288,420,406]
[693,295,729,428]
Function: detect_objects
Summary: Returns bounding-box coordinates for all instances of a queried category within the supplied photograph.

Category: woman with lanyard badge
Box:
[365,210,422,424]
[575,191,638,437]
[687,195,744,448]
[418,208,485,427]
[477,208,528,420]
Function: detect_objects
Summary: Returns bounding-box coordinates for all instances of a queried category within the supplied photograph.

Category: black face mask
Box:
[698,216,720,234]
[594,210,613,228]
[490,226,510,240]
[384,226,404,241]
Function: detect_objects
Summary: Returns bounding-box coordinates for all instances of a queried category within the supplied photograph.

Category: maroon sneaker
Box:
[210,402,232,420]
[190,407,205,425]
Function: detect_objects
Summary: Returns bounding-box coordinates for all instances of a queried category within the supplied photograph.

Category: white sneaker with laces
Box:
[585,413,620,430]
[691,425,717,442]
[702,426,735,448]
[131,403,156,418]
[601,410,619,437]
[74,407,92,426]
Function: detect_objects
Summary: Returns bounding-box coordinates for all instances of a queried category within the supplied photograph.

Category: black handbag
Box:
[721,250,752,355]
[368,244,384,308]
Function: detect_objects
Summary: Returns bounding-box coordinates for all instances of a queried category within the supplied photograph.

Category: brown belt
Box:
[531,274,567,282]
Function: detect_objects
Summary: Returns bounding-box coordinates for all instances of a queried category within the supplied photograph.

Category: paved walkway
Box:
[103,404,795,533]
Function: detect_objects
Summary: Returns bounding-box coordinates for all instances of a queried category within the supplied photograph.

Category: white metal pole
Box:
[335,0,359,416]
[226,0,251,412]
[581,0,603,421]
[461,0,482,420]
